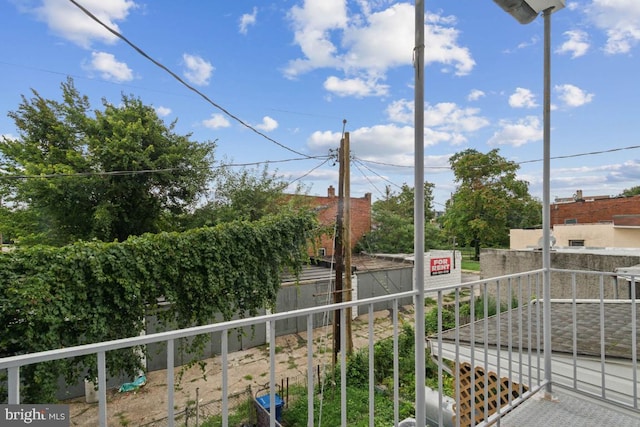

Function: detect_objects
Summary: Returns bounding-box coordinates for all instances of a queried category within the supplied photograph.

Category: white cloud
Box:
[239,7,257,35]
[285,0,347,77]
[606,159,640,182]
[386,99,414,124]
[255,116,279,132]
[307,124,417,162]
[586,0,640,54]
[156,106,171,117]
[306,123,463,170]
[385,99,489,146]
[517,36,539,50]
[423,12,475,76]
[31,0,136,48]
[285,2,474,86]
[202,114,230,129]
[182,53,214,86]
[488,116,542,147]
[509,88,538,109]
[424,102,489,134]
[468,89,485,101]
[323,76,389,97]
[85,51,133,82]
[555,84,594,107]
[557,30,590,58]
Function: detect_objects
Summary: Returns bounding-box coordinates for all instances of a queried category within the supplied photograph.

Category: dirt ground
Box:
[66,305,416,426]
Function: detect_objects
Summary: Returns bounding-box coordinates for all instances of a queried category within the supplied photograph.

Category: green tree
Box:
[0,78,215,245]
[619,186,640,197]
[356,183,444,253]
[441,149,541,260]
[182,165,307,229]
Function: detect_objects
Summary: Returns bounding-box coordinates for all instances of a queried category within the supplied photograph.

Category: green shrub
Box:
[425,293,519,335]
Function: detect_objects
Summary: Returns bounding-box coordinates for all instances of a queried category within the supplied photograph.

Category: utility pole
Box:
[343,132,353,355]
[333,130,354,365]
[333,140,345,367]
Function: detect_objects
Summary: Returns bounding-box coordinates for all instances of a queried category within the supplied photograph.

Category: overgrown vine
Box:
[0,211,317,403]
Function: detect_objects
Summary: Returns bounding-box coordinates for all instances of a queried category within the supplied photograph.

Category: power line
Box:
[518,144,640,164]
[0,60,352,126]
[355,144,640,170]
[353,157,414,168]
[354,158,404,189]
[287,157,333,185]
[351,160,389,198]
[68,0,313,159]
[0,157,330,181]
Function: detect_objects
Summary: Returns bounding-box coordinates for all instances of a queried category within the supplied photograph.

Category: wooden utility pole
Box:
[332,131,354,364]
[343,132,353,354]
[332,141,345,367]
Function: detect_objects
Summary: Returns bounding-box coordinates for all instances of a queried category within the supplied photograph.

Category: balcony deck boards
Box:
[502,387,640,426]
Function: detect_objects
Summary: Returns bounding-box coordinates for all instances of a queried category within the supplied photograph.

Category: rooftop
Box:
[437,299,639,359]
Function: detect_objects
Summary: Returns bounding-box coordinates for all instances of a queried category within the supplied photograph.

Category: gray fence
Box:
[51,264,413,399]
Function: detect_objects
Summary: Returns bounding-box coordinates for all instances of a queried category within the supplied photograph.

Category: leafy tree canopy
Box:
[619,186,640,197]
[0,78,216,246]
[440,149,541,259]
[356,183,445,253]
[182,165,307,230]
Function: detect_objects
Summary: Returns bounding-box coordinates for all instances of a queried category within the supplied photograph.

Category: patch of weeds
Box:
[295,335,307,349]
[115,412,130,427]
[288,357,298,370]
[243,374,253,381]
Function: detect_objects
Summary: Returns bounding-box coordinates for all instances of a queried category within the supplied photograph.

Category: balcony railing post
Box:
[98,351,107,427]
[542,6,553,396]
[167,339,175,427]
[307,314,315,426]
[222,330,229,427]
[8,366,20,404]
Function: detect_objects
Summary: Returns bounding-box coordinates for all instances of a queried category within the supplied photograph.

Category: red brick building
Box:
[551,190,640,227]
[304,186,372,257]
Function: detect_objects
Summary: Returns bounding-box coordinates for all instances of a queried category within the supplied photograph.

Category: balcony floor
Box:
[501,387,639,426]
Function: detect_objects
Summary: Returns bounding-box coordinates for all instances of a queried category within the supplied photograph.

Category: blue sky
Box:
[1,1,639,210]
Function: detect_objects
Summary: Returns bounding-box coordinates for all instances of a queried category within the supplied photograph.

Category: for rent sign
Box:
[430,257,451,276]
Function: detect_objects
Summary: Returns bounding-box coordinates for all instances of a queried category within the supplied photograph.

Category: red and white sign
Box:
[430,257,451,276]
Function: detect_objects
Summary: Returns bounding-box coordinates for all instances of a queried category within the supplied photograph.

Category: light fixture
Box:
[492,0,565,24]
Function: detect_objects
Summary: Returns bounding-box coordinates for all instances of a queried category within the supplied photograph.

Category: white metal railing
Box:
[428,268,639,426]
[548,268,639,411]
[428,270,548,427]
[2,268,638,426]
[1,291,417,427]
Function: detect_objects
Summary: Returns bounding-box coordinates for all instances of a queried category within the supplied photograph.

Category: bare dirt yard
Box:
[66,305,416,426]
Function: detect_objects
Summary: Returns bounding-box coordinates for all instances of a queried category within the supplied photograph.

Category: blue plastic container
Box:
[255,393,284,424]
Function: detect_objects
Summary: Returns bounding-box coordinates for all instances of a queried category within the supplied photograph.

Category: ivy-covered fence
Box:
[0,212,317,403]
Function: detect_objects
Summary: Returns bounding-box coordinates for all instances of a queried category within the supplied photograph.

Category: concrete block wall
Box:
[480,248,640,300]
